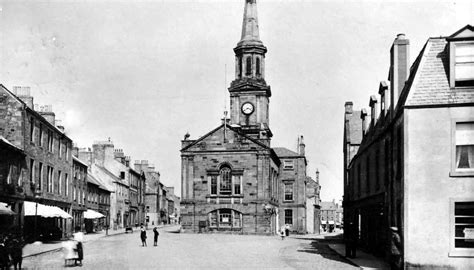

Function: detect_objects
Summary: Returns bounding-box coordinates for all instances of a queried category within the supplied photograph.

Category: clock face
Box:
[241,102,254,115]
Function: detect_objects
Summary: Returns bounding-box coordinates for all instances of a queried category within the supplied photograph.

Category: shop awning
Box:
[24,201,72,219]
[0,202,15,215]
[84,209,105,219]
[328,221,335,225]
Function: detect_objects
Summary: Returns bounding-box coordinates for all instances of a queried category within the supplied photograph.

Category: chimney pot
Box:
[344,101,353,114]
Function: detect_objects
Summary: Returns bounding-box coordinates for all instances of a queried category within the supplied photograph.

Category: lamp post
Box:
[33,189,42,242]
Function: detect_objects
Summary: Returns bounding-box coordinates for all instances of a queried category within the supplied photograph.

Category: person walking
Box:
[279,227,285,240]
[284,224,290,237]
[153,227,159,246]
[73,226,84,266]
[140,225,147,247]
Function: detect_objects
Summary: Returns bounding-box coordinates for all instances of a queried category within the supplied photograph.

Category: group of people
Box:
[0,231,23,270]
[140,225,159,247]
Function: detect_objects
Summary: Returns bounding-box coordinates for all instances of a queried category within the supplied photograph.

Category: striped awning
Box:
[84,209,105,219]
[24,201,72,219]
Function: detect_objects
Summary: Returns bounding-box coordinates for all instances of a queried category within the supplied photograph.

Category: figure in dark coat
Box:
[390,227,402,270]
[140,226,147,247]
[153,227,159,246]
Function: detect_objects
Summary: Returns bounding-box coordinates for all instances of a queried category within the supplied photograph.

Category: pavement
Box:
[22,224,178,258]
[317,231,390,270]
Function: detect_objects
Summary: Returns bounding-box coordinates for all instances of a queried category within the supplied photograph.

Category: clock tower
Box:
[229,0,272,144]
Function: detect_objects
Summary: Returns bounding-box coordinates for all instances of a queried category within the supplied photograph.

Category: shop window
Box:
[450,199,474,257]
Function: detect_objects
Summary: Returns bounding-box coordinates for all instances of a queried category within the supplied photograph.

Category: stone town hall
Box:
[180,0,309,234]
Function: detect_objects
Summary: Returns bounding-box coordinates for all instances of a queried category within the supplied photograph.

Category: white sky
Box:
[0,0,472,201]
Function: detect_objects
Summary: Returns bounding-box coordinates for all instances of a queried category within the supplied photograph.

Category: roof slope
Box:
[405,37,474,106]
[320,201,337,210]
[272,147,300,157]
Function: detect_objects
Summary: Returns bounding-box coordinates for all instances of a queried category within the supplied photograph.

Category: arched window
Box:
[245,56,252,76]
[209,209,242,228]
[238,57,243,78]
[220,167,232,195]
[256,57,261,76]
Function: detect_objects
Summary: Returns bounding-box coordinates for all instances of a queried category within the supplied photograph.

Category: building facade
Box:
[0,85,74,240]
[306,171,321,234]
[180,0,309,235]
[274,139,308,234]
[181,0,283,234]
[0,136,26,232]
[344,25,474,269]
[72,156,88,231]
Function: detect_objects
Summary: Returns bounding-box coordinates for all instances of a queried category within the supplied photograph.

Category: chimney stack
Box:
[316,169,320,183]
[72,146,79,157]
[13,86,34,108]
[92,139,115,167]
[344,101,353,115]
[361,109,368,136]
[298,135,305,156]
[390,33,410,111]
[38,105,56,125]
[369,95,378,128]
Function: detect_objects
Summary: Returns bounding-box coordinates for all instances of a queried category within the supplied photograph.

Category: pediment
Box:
[448,25,474,41]
[181,124,267,152]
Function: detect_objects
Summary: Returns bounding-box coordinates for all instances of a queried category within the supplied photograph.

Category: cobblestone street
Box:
[23,229,357,269]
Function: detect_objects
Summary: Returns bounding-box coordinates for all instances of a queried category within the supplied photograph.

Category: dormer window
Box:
[448,25,474,88]
[454,43,474,87]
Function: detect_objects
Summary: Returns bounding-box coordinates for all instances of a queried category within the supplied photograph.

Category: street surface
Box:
[23,227,357,269]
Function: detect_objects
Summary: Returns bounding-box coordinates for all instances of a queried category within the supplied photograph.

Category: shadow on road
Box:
[296,235,358,268]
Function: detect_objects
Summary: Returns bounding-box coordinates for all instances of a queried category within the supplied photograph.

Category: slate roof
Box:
[345,111,363,145]
[404,36,474,106]
[96,165,129,187]
[0,84,72,141]
[272,147,300,157]
[0,136,24,153]
[73,156,88,167]
[320,201,337,210]
[86,174,102,187]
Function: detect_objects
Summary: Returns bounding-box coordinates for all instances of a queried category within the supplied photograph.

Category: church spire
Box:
[238,0,263,47]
